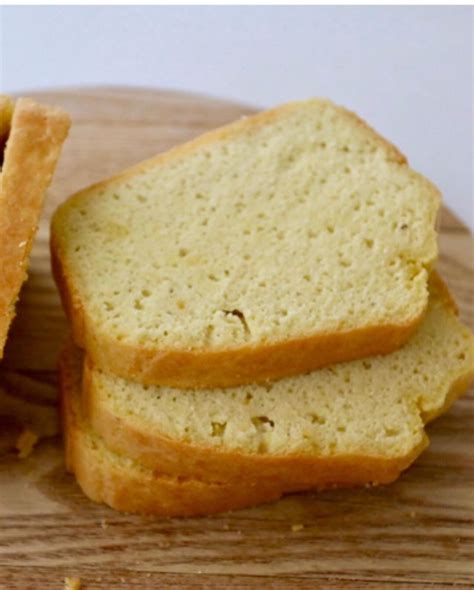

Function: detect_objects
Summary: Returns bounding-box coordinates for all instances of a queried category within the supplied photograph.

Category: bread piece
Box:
[0,96,70,357]
[81,275,474,486]
[51,99,440,388]
[59,349,284,517]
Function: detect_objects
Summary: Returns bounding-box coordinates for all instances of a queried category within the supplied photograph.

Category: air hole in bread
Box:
[222,309,250,335]
[252,416,275,431]
[211,422,227,437]
[310,414,326,425]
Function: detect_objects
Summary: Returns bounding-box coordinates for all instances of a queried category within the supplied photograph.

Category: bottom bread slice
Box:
[79,275,474,486]
[60,353,286,517]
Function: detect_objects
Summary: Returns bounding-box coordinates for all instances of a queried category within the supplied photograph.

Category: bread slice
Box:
[59,347,285,517]
[0,96,70,357]
[51,99,440,388]
[80,274,474,487]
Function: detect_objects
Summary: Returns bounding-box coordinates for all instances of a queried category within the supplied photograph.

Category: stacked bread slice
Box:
[51,100,474,517]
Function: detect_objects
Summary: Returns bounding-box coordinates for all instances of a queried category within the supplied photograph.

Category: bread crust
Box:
[65,425,284,517]
[0,97,70,356]
[50,98,440,388]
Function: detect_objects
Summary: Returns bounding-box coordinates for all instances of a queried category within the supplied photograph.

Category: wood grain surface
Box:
[0,88,472,590]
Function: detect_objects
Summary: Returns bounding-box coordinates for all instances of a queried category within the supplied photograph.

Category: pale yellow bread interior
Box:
[51,99,440,387]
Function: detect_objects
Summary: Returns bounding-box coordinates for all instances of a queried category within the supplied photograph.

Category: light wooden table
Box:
[0,88,472,589]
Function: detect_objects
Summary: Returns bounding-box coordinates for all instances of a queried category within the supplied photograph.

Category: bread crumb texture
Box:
[90,280,473,459]
[53,99,439,352]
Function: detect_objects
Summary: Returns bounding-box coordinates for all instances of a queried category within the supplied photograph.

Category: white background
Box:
[1,6,472,229]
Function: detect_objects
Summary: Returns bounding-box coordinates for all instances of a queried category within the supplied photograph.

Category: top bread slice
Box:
[79,274,474,486]
[0,95,70,357]
[51,99,440,388]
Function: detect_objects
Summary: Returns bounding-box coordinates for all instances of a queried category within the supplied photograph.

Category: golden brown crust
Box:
[65,424,285,517]
[50,98,439,388]
[52,233,423,388]
[66,438,282,518]
[0,96,70,357]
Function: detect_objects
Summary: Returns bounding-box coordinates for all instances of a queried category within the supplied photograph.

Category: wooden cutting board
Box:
[0,88,472,590]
